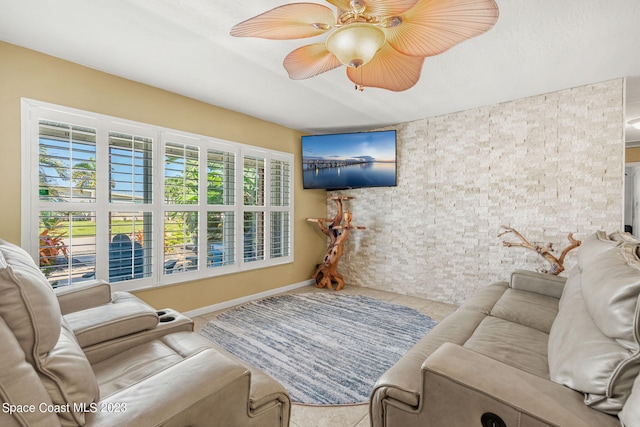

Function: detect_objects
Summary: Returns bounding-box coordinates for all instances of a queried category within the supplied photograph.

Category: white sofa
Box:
[0,239,291,427]
[370,231,640,426]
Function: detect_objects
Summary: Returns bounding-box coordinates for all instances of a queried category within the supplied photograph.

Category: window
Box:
[243,155,265,263]
[22,99,294,291]
[270,159,291,259]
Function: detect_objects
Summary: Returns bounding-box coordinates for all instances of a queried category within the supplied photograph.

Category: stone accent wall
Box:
[327,80,625,305]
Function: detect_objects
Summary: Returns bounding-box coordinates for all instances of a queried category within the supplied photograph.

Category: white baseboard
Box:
[184,279,315,318]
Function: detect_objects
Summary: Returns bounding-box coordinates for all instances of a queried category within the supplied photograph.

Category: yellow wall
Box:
[0,41,327,311]
[626,147,640,163]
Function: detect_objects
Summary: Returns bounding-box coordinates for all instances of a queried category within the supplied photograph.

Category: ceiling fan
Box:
[230,0,499,92]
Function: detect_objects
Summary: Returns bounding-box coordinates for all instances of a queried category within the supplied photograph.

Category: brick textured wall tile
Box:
[321,80,625,305]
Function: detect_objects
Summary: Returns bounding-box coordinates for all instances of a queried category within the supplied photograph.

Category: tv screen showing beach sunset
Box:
[302,130,397,190]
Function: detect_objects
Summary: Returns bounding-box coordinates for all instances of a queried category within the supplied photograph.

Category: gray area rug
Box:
[199,292,437,405]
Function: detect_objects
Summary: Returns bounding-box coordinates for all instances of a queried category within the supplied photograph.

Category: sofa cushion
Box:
[0,316,60,427]
[576,230,620,267]
[464,316,550,379]
[582,243,640,349]
[457,281,509,315]
[548,235,640,414]
[92,332,218,398]
[56,281,112,315]
[509,269,566,299]
[39,319,100,426]
[619,373,640,427]
[0,240,99,425]
[65,291,159,348]
[0,239,61,363]
[490,288,559,334]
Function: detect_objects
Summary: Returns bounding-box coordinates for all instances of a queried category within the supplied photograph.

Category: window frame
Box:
[21,98,294,292]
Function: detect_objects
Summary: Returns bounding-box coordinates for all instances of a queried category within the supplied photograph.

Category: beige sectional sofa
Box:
[0,239,291,427]
[370,231,640,427]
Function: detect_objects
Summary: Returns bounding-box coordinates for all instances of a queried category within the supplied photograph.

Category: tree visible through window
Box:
[24,100,293,290]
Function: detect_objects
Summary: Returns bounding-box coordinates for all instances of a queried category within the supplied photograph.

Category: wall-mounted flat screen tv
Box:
[302,130,397,190]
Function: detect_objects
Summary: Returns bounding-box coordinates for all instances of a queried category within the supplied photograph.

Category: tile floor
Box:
[192,284,458,427]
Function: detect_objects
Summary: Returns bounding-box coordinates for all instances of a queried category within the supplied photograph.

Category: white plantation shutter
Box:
[270,159,291,259]
[22,99,293,292]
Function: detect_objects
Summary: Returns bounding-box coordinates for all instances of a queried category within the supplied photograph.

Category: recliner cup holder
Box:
[157,309,176,323]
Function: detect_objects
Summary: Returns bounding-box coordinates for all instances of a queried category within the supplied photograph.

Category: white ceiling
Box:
[1,0,640,138]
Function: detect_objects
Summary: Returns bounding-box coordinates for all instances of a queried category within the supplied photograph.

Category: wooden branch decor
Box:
[498,226,581,275]
[307,196,365,291]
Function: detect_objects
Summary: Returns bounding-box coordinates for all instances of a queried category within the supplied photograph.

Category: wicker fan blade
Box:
[230,3,336,40]
[385,0,499,57]
[284,43,343,80]
[346,43,424,91]
[326,0,418,16]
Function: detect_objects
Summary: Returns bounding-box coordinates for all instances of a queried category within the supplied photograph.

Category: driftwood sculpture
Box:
[307,196,365,290]
[498,226,581,275]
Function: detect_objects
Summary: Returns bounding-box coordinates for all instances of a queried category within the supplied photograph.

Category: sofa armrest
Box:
[55,281,112,315]
[64,292,159,348]
[510,269,566,299]
[419,343,619,427]
[85,349,254,427]
[212,344,292,413]
[83,309,194,364]
[87,348,290,427]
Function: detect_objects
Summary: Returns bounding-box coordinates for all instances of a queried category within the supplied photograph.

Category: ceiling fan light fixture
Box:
[230,0,499,91]
[629,118,640,130]
[326,23,385,68]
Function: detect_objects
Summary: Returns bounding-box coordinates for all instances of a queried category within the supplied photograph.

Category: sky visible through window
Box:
[40,137,162,200]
